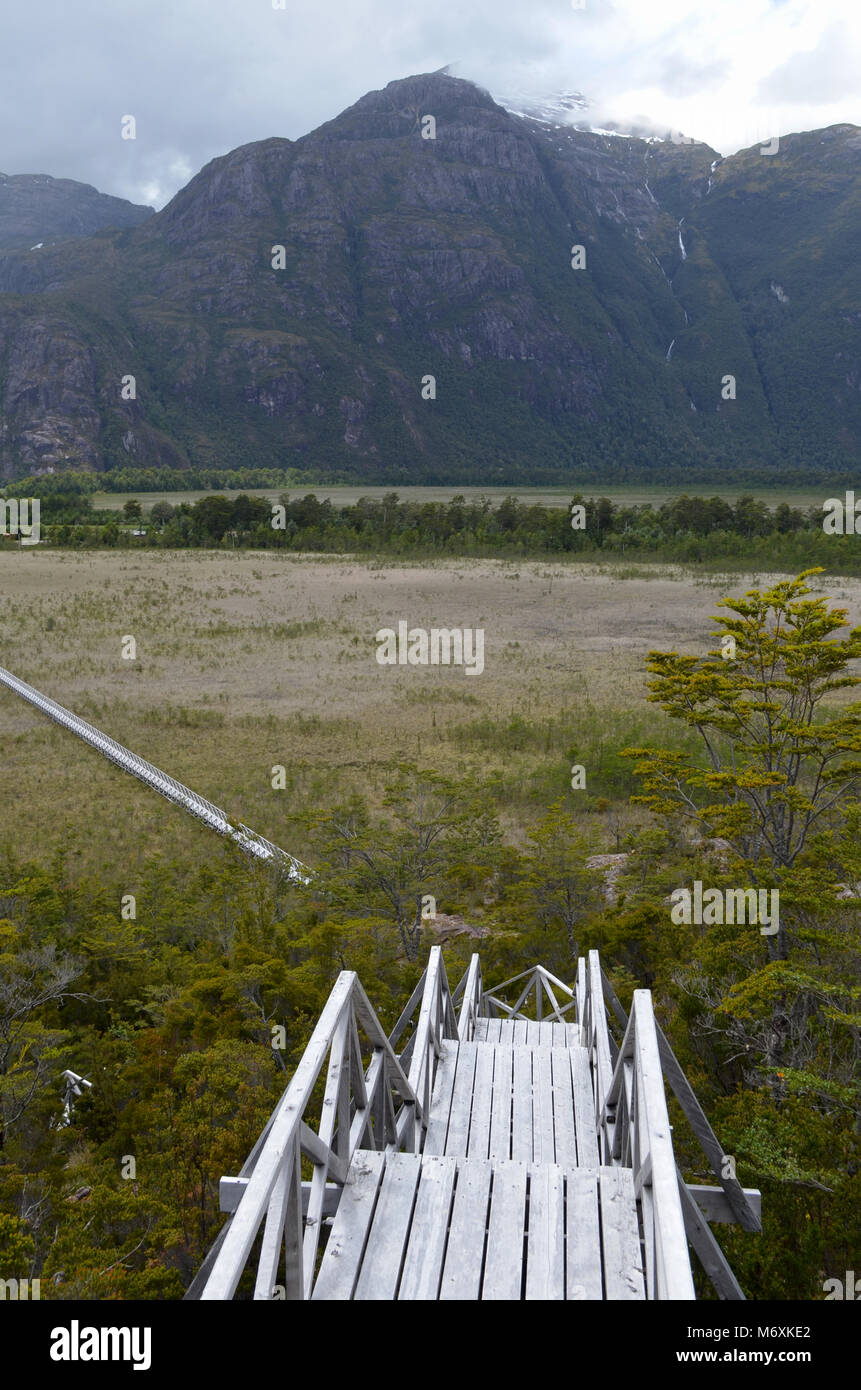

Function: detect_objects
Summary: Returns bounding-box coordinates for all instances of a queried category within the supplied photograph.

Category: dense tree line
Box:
[24,489,861,575]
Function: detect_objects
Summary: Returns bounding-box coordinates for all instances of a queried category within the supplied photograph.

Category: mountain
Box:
[0,173,153,251]
[0,73,858,484]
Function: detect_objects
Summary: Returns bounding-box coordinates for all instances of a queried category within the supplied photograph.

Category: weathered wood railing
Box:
[190,947,759,1301]
[581,951,615,1134]
[479,962,577,1024]
[596,963,762,1301]
[603,990,695,1300]
[454,952,484,1038]
[198,970,420,1300]
[396,947,459,1150]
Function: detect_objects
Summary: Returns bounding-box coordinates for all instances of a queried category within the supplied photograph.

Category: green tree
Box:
[150,501,175,527]
[0,936,87,1148]
[314,766,499,961]
[623,569,861,956]
[622,569,861,1103]
[516,801,602,959]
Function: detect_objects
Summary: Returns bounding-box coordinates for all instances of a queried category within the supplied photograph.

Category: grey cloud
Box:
[0,0,856,210]
[656,52,731,99]
[758,21,860,104]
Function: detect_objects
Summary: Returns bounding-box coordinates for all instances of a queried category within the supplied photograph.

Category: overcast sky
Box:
[2,0,858,209]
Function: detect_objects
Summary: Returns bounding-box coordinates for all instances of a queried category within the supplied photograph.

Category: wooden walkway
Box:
[191,951,762,1302]
[312,1152,643,1301]
[312,1027,644,1300]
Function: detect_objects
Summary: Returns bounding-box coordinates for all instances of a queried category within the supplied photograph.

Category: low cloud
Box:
[0,0,857,209]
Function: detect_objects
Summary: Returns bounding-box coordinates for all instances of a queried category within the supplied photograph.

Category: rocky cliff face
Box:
[0,74,858,482]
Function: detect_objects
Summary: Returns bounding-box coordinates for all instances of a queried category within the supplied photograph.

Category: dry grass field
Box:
[90,484,828,513]
[2,550,859,877]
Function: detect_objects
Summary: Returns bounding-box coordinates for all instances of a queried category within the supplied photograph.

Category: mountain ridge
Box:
[0,72,858,484]
[0,172,153,252]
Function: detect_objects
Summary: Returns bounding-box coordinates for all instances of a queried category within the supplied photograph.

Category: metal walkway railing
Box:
[0,665,308,880]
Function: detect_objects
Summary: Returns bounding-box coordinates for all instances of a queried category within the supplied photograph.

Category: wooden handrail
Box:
[200,970,419,1300]
[599,966,760,1234]
[399,946,458,1149]
[456,953,483,1038]
[604,992,695,1300]
[481,963,576,1023]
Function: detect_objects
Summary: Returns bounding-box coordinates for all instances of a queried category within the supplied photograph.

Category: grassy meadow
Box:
[3,549,847,877]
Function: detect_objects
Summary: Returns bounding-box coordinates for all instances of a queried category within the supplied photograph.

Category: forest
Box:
[14,487,861,577]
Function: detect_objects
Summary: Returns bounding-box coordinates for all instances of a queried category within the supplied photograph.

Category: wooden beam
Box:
[457,954,482,1039]
[688,1185,762,1226]
[221,1177,343,1217]
[601,966,760,1234]
[388,971,427,1051]
[678,1173,747,1300]
[200,972,356,1300]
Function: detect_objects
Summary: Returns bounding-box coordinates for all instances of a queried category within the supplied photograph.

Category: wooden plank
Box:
[482,1162,527,1301]
[678,1174,746,1300]
[526,1019,541,1046]
[439,1160,492,1300]
[511,1047,533,1163]
[552,1021,567,1048]
[254,1153,291,1300]
[656,1023,760,1232]
[281,1134,304,1301]
[488,1046,513,1160]
[398,1157,457,1300]
[688,1185,762,1225]
[532,1048,556,1166]
[472,1018,488,1042]
[588,951,613,1107]
[513,1019,528,1045]
[444,1042,478,1157]
[539,1021,557,1047]
[566,1169,602,1300]
[600,971,759,1234]
[422,1040,459,1156]
[388,972,427,1052]
[457,954,482,1040]
[466,1043,495,1159]
[550,1047,578,1168]
[498,1019,517,1043]
[311,1150,385,1300]
[576,957,587,1043]
[628,993,696,1300]
[354,1152,422,1300]
[525,1165,565,1300]
[571,1047,599,1168]
[487,1017,503,1043]
[599,1166,645,1300]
